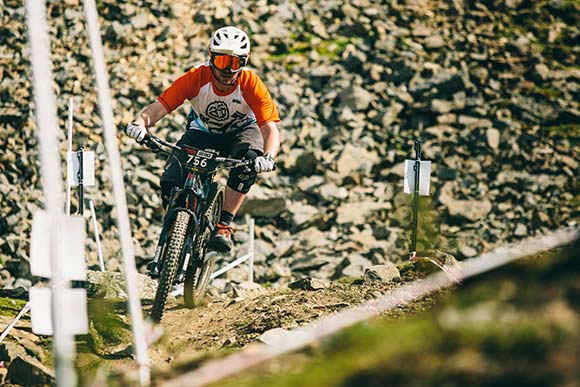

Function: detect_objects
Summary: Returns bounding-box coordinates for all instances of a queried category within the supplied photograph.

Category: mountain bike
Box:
[138,133,252,322]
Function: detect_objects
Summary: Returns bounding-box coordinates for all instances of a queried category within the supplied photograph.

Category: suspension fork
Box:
[182,174,213,270]
[148,205,180,274]
[177,191,204,281]
[150,186,196,272]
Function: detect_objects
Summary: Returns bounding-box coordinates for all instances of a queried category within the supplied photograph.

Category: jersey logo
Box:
[232,98,241,104]
[206,101,229,121]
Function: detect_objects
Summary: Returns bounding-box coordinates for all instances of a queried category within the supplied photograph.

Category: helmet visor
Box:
[210,53,247,73]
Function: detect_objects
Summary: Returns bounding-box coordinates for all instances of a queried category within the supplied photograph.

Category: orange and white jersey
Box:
[157,63,280,135]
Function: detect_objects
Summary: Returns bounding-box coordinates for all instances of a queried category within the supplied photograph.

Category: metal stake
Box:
[66,98,73,216]
[410,139,421,259]
[77,147,84,215]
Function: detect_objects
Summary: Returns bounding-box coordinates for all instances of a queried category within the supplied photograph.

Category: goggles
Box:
[210,53,248,73]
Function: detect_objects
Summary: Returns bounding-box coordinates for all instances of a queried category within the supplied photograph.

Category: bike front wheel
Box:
[184,182,224,307]
[150,210,190,323]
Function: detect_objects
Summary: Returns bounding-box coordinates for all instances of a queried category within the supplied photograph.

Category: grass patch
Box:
[543,123,580,138]
[267,34,352,62]
[315,37,351,58]
[0,297,28,318]
[532,86,562,100]
[336,276,362,286]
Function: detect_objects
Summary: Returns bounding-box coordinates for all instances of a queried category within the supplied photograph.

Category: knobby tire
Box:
[150,210,190,323]
[184,183,224,307]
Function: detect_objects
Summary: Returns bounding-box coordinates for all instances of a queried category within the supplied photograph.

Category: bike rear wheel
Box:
[184,182,224,307]
[150,210,190,323]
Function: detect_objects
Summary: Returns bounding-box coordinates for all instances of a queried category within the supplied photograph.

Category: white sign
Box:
[404,160,431,196]
[30,286,88,335]
[30,210,87,280]
[67,151,95,187]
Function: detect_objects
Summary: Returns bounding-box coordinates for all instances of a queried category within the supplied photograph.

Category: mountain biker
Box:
[126,26,280,254]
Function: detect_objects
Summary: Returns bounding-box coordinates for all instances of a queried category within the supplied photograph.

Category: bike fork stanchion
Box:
[89,200,105,271]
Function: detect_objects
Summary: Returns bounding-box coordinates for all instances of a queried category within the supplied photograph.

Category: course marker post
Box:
[403,139,431,259]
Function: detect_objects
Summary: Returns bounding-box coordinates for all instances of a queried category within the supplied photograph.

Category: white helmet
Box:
[209,26,250,56]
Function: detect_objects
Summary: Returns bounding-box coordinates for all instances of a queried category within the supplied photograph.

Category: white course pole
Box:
[248,218,254,283]
[89,200,106,271]
[66,98,73,216]
[26,2,77,386]
[83,0,150,384]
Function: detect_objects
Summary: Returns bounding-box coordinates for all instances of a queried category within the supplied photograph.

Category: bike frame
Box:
[143,135,249,281]
[155,162,215,281]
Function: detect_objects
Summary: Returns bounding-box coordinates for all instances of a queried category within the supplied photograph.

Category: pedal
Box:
[147,261,160,278]
[205,251,220,262]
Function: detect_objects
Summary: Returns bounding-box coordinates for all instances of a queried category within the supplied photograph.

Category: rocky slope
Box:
[0,0,578,295]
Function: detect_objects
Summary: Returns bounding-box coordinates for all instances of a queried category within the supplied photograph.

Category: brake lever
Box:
[142,134,161,153]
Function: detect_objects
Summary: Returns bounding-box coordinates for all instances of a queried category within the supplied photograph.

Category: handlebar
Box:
[139,133,252,169]
[141,133,181,154]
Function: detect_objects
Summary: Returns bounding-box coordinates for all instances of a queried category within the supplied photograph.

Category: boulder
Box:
[288,277,329,291]
[363,263,401,283]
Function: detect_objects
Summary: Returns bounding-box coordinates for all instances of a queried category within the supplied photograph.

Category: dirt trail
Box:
[115,275,444,383]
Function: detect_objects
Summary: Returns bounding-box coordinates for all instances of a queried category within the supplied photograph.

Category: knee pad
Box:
[227,149,259,194]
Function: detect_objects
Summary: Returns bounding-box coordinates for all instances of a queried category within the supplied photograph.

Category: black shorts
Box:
[160,126,264,187]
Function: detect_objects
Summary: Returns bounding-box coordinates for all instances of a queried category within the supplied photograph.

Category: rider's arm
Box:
[259,121,280,158]
[133,100,168,128]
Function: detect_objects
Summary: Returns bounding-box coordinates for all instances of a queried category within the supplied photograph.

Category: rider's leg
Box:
[207,148,260,252]
[222,186,246,219]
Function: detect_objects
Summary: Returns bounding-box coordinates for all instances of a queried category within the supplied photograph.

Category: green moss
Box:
[315,37,351,58]
[337,276,362,285]
[79,299,134,357]
[562,0,580,8]
[398,37,410,49]
[0,297,28,318]
[266,34,352,62]
[571,195,580,209]
[532,86,561,100]
[543,123,580,137]
[496,24,524,39]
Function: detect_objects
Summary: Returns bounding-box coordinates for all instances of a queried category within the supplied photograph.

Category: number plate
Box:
[178,148,217,172]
